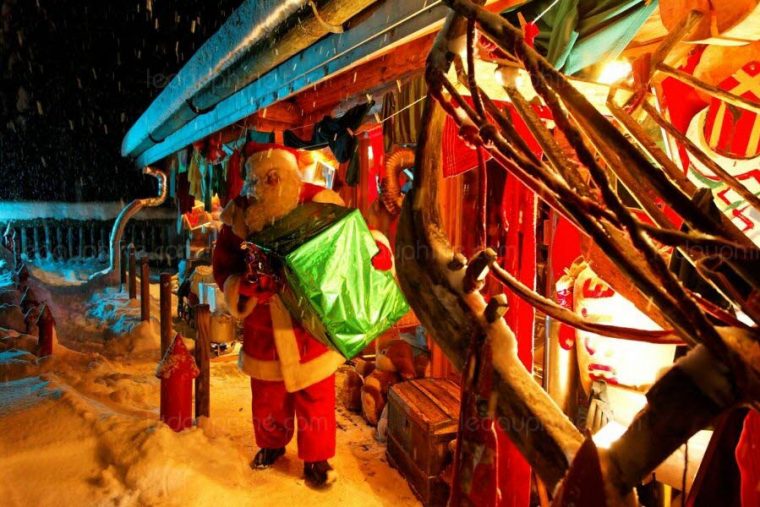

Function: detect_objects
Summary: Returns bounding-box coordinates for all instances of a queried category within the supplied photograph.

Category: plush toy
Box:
[361,339,424,426]
[212,142,392,488]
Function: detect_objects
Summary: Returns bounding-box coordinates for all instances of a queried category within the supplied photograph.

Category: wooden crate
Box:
[387,378,460,506]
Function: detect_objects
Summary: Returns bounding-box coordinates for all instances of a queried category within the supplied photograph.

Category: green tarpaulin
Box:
[504,0,658,75]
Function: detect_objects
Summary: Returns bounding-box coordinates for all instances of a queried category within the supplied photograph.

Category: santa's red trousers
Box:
[250,374,336,462]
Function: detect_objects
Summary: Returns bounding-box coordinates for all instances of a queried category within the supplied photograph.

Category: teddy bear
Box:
[361,338,428,426]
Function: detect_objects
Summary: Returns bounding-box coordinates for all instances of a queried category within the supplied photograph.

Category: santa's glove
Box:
[238,275,277,304]
[371,240,393,271]
[369,229,394,271]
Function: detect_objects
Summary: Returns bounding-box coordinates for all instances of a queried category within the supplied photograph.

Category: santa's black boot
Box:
[251,447,285,469]
[303,460,337,488]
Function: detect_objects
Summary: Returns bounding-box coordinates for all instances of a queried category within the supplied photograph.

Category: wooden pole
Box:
[194,304,211,419]
[20,227,28,260]
[140,256,150,322]
[120,245,127,290]
[55,226,63,259]
[66,226,74,259]
[128,243,136,299]
[38,305,55,357]
[33,226,40,260]
[78,225,85,258]
[43,223,52,258]
[160,273,172,357]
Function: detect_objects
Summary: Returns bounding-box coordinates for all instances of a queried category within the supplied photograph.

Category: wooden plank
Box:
[416,379,460,422]
[390,382,445,430]
[294,33,435,118]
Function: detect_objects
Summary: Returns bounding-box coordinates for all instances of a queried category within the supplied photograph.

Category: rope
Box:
[308,0,344,33]
[533,0,561,23]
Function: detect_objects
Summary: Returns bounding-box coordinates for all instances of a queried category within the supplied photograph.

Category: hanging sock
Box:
[187,148,204,202]
[212,161,227,207]
[177,147,189,174]
[175,170,195,215]
[284,101,373,163]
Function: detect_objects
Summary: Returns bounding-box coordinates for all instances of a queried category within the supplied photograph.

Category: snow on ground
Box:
[27,257,108,287]
[0,259,419,507]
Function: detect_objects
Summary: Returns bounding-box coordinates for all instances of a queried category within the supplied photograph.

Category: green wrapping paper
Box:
[249,202,409,359]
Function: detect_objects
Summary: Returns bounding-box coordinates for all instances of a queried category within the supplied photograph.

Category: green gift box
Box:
[248,202,409,359]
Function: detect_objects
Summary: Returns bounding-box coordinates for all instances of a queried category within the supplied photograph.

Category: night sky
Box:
[0,0,241,202]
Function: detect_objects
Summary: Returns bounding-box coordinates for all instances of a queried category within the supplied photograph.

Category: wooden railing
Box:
[1,216,183,267]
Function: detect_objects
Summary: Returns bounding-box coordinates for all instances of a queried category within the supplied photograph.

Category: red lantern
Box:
[156,334,199,431]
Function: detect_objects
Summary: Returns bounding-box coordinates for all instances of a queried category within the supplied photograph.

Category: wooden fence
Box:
[0,217,183,267]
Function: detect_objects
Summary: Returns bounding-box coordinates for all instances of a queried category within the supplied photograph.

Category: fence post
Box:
[128,243,136,299]
[194,304,211,419]
[141,256,150,321]
[55,226,63,259]
[119,245,126,290]
[37,304,55,357]
[33,226,40,260]
[78,225,85,258]
[20,227,28,260]
[44,223,52,259]
[160,273,172,357]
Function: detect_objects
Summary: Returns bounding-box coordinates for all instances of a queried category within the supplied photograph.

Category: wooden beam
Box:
[293,32,436,117]
[217,100,304,144]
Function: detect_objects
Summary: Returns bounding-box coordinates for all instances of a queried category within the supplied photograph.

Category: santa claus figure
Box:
[212,142,392,488]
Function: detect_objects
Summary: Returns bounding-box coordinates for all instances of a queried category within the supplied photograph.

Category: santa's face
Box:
[243,150,302,233]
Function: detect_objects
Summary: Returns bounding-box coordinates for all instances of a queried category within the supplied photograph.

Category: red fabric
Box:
[213,225,248,288]
[224,149,244,207]
[207,133,225,163]
[299,182,327,203]
[250,375,336,461]
[737,409,760,507]
[442,97,491,177]
[237,276,277,303]
[176,171,195,214]
[703,61,760,158]
[658,46,708,171]
[494,173,536,507]
[442,100,550,178]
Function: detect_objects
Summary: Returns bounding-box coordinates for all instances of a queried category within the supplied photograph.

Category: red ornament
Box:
[156,334,200,431]
[523,22,540,48]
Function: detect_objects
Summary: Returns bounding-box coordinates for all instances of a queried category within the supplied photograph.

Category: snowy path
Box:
[0,264,419,507]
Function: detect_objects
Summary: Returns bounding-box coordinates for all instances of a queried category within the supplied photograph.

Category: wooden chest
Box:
[387,378,460,507]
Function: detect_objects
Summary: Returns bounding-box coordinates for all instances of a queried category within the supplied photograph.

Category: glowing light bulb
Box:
[598,60,632,85]
[592,420,626,449]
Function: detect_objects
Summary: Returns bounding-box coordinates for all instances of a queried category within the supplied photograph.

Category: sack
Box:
[249,202,409,359]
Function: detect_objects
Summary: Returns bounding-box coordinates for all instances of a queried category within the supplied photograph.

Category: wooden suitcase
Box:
[386,378,460,506]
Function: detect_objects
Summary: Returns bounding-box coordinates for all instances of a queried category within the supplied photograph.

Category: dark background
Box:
[0,0,240,201]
